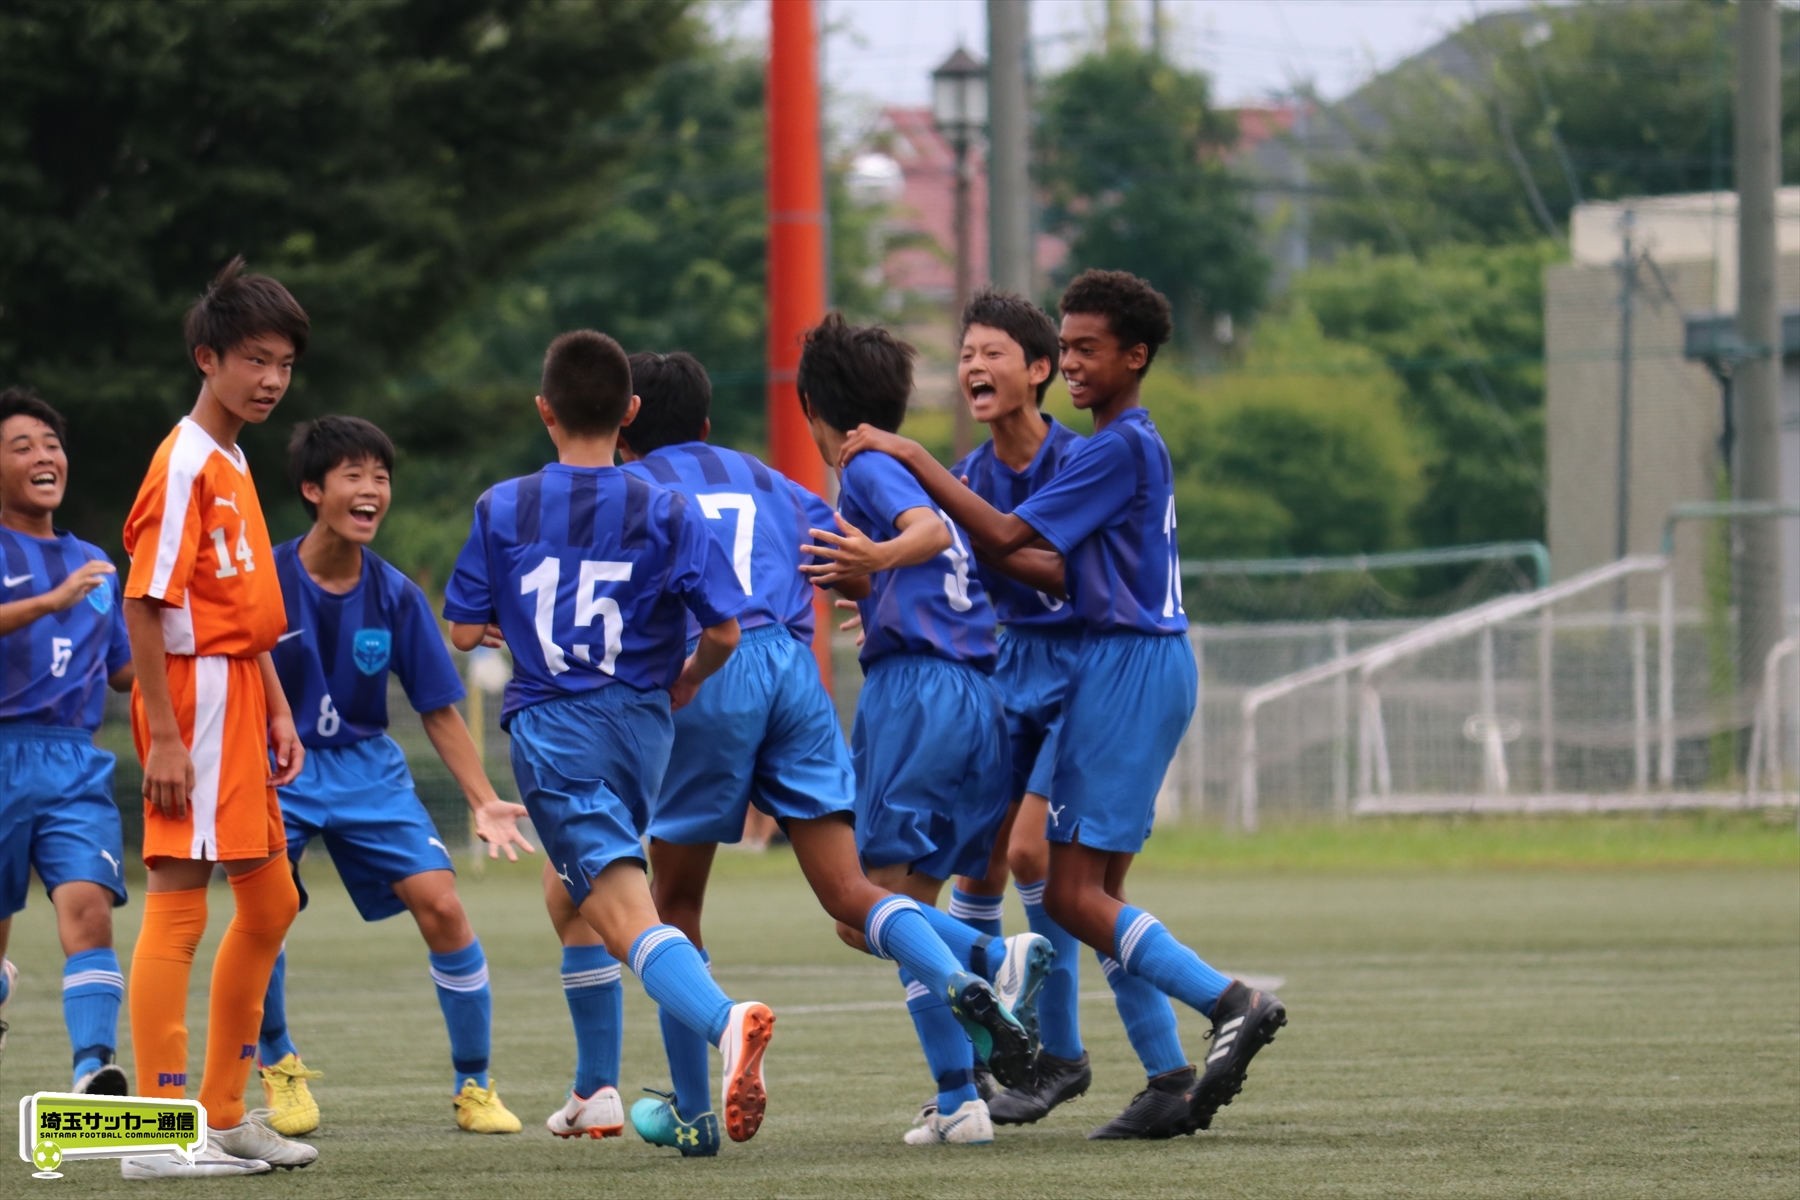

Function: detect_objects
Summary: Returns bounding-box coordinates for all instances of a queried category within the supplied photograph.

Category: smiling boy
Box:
[0,387,134,1098]
[119,258,315,1177]
[254,415,534,1138]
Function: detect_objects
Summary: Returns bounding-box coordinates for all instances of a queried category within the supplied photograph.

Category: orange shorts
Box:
[132,654,286,863]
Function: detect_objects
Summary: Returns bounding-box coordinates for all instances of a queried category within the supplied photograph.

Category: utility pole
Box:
[987,1,1031,296]
[1150,0,1163,57]
[1615,209,1637,609]
[1736,0,1783,698]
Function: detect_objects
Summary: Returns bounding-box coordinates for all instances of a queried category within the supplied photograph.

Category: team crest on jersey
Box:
[352,628,391,675]
[86,577,113,614]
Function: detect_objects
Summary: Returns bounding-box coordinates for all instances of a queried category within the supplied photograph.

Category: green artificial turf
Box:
[1,817,1795,1197]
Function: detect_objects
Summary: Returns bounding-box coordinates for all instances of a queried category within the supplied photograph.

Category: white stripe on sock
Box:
[865,897,919,961]
[630,927,684,977]
[1117,913,1158,972]
[63,970,125,993]
[430,964,490,993]
[561,966,623,989]
[1097,955,1125,982]
[1014,881,1046,906]
[903,980,931,1002]
[948,895,1004,920]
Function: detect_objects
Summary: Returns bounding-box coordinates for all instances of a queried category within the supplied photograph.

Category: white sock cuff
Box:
[1014,881,1046,907]
[865,896,921,960]
[948,892,1004,921]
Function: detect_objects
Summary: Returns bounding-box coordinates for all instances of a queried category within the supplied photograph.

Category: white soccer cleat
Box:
[546,1086,625,1138]
[719,1000,774,1143]
[120,1146,271,1179]
[904,1097,995,1145]
[209,1111,317,1169]
[0,958,15,1068]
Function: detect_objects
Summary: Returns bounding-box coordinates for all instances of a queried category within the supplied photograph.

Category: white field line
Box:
[776,974,1286,1016]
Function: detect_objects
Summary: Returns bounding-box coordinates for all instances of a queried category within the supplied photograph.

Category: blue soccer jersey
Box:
[271,539,467,750]
[621,442,825,643]
[0,528,130,731]
[442,464,748,725]
[836,450,997,674]
[1013,407,1188,635]
[952,415,1085,631]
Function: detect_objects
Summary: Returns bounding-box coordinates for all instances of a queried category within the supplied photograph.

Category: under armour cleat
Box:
[1191,980,1286,1131]
[719,1001,774,1143]
[945,971,1032,1091]
[903,1097,994,1145]
[259,1053,323,1135]
[547,1085,625,1138]
[212,1111,318,1169]
[992,933,1055,1055]
[989,1049,1092,1125]
[630,1091,721,1157]
[121,1146,271,1178]
[454,1078,523,1134]
[0,959,15,1070]
[1088,1065,1198,1140]
[76,1061,131,1096]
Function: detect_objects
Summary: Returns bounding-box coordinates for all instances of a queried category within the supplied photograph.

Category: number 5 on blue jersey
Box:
[521,557,631,675]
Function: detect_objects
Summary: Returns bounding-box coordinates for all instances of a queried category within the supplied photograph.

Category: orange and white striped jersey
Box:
[124,417,286,658]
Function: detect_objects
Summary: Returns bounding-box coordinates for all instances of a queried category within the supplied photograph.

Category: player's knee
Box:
[59,892,115,952]
[414,888,471,944]
[1007,841,1048,885]
[835,919,869,954]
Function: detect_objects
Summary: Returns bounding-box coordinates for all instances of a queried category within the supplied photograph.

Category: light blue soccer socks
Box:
[1017,880,1084,1061]
[257,947,299,1065]
[949,886,1004,937]
[1097,952,1188,1077]
[629,925,733,1046]
[913,902,1002,981]
[63,948,124,1082]
[863,895,962,997]
[429,939,493,1091]
[901,967,979,1116]
[561,944,623,1099]
[1113,906,1232,1019]
[658,949,713,1122]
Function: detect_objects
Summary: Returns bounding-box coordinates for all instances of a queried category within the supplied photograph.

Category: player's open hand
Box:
[142,737,196,819]
[267,712,305,788]
[802,513,887,585]
[838,424,909,468]
[480,623,506,649]
[473,799,535,861]
[668,653,705,712]
[835,597,865,647]
[46,559,114,613]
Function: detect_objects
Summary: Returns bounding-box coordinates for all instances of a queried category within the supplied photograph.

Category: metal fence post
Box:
[1331,620,1349,820]
[1539,606,1556,794]
[1659,563,1676,787]
[1632,615,1649,792]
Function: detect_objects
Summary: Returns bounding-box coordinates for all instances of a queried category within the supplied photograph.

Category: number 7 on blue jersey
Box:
[520,556,632,676]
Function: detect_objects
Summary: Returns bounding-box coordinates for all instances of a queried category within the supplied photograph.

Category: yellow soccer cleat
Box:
[455,1078,523,1134]
[258,1054,323,1136]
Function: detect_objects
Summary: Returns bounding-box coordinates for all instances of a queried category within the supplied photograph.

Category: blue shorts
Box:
[510,684,673,908]
[0,725,127,918]
[851,654,1010,881]
[279,735,455,922]
[995,627,1082,802]
[652,625,854,845]
[1047,632,1197,854]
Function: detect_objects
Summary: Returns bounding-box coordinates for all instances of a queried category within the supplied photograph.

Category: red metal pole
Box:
[767,0,832,685]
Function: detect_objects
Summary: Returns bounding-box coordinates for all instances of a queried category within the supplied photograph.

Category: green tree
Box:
[1038,43,1268,349]
[1290,241,1557,550]
[0,0,693,551]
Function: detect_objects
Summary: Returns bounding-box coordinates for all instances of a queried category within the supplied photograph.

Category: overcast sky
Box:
[714,0,1534,118]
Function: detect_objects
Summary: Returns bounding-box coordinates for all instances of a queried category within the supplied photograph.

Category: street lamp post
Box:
[933,46,987,460]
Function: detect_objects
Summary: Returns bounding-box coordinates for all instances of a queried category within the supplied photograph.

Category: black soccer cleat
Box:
[1086,1065,1197,1140]
[989,1050,1092,1126]
[945,971,1034,1091]
[1190,980,1286,1131]
[972,1063,999,1102]
[78,1062,130,1096]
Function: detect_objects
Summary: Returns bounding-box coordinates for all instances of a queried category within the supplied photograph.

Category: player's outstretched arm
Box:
[839,425,1041,558]
[0,559,114,637]
[668,616,740,712]
[420,704,534,861]
[258,651,304,787]
[124,597,194,818]
[802,507,949,586]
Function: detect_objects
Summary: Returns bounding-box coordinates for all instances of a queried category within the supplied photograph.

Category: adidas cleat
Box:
[1088,1065,1198,1140]
[547,1085,624,1138]
[1191,980,1286,1131]
[212,1111,317,1169]
[259,1053,323,1135]
[76,1062,131,1096]
[945,971,1032,1091]
[992,933,1055,1055]
[454,1078,523,1133]
[903,1097,994,1145]
[989,1049,1092,1125]
[0,959,15,1070]
[719,1001,774,1143]
[631,1091,721,1157]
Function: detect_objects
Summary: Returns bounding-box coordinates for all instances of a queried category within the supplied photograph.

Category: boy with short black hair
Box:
[798,314,1041,1146]
[442,329,777,1148]
[254,414,534,1137]
[841,269,1286,1140]
[0,387,134,1098]
[121,258,316,1177]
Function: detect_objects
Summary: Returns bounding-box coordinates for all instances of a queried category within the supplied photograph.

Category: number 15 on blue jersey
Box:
[520,556,630,676]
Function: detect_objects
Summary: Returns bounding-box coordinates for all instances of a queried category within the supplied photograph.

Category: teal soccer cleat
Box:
[945,970,1033,1090]
[630,1091,721,1158]
[992,933,1055,1055]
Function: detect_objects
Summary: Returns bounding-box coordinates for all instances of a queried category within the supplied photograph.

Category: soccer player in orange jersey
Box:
[118,259,316,1179]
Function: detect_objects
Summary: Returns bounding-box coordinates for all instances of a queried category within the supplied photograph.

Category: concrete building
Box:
[1545,189,1800,618]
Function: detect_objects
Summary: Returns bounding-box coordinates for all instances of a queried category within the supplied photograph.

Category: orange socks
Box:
[129,887,208,1098]
[198,856,299,1128]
